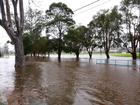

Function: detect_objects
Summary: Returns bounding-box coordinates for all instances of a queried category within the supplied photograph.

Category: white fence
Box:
[96,59,140,67]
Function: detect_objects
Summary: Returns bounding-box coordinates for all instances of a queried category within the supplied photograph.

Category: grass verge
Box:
[111,53,140,59]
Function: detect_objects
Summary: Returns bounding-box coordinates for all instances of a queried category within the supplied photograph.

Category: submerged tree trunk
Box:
[14,36,25,68]
[33,52,36,57]
[58,51,61,62]
[105,50,110,59]
[75,51,79,60]
[131,52,137,60]
[58,33,62,62]
[88,51,92,59]
[58,38,62,62]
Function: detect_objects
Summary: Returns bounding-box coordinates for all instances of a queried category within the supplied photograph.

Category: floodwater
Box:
[0,56,140,105]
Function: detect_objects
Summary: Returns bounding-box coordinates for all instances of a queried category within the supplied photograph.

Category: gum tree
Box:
[120,0,139,60]
[24,8,44,57]
[64,26,83,60]
[0,0,24,68]
[94,7,122,59]
[86,18,100,59]
[45,2,75,62]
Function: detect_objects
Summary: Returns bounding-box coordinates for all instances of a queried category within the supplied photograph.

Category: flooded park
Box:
[1,0,140,104]
[0,55,140,105]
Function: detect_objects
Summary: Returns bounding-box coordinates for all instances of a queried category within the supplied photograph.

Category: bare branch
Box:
[12,0,20,34]
[0,19,16,42]
[5,0,12,26]
[0,0,6,21]
[19,0,24,33]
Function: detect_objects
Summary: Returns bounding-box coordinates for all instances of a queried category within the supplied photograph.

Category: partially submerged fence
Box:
[96,59,140,67]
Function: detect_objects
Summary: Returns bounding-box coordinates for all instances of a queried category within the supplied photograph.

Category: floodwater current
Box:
[0,56,140,105]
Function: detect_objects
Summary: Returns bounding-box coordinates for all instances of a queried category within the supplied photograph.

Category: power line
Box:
[74,0,111,16]
[74,0,100,12]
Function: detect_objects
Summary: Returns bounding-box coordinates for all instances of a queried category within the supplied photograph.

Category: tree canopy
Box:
[45,2,75,61]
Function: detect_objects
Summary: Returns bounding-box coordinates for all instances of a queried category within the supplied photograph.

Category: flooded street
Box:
[0,56,140,105]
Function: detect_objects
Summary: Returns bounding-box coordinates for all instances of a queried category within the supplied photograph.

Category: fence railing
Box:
[96,59,140,67]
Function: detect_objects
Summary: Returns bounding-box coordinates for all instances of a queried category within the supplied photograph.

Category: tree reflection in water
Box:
[7,64,47,105]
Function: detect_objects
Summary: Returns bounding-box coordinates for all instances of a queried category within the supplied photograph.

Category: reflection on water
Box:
[0,56,15,105]
[0,56,140,105]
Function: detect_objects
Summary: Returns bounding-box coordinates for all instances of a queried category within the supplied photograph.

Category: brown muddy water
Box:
[0,56,140,105]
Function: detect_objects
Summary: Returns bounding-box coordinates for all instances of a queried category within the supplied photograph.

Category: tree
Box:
[37,37,48,57]
[64,26,83,60]
[45,37,57,57]
[24,8,44,57]
[24,8,44,33]
[94,7,122,59]
[45,2,75,62]
[86,19,99,59]
[23,33,51,57]
[23,33,32,56]
[0,0,24,68]
[130,0,140,58]
[120,0,139,60]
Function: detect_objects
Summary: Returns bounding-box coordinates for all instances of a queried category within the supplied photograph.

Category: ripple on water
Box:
[0,57,140,105]
[0,57,15,104]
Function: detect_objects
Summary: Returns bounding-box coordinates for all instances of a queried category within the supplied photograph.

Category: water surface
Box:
[0,56,140,105]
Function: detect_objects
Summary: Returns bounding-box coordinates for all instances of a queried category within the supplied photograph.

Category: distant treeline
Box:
[23,0,140,61]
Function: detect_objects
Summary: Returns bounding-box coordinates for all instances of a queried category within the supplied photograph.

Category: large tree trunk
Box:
[105,49,110,59]
[14,36,25,68]
[131,44,137,60]
[58,38,62,62]
[75,51,79,61]
[58,34,62,62]
[88,51,92,59]
[0,0,25,69]
[58,51,61,62]
[131,52,137,60]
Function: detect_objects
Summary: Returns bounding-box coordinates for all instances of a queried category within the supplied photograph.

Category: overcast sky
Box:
[0,0,122,50]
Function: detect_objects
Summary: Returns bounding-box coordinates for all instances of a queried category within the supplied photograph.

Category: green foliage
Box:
[23,32,50,56]
[120,0,139,59]
[23,33,32,55]
[88,7,122,58]
[36,37,48,55]
[46,38,58,53]
[79,25,97,58]
[45,2,75,60]
[23,8,45,56]
[45,2,75,37]
[22,1,140,60]
[63,26,83,56]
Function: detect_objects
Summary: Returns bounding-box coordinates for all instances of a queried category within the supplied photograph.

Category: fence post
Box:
[127,60,129,66]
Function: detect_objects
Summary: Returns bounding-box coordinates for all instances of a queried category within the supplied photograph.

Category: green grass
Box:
[111,53,140,58]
